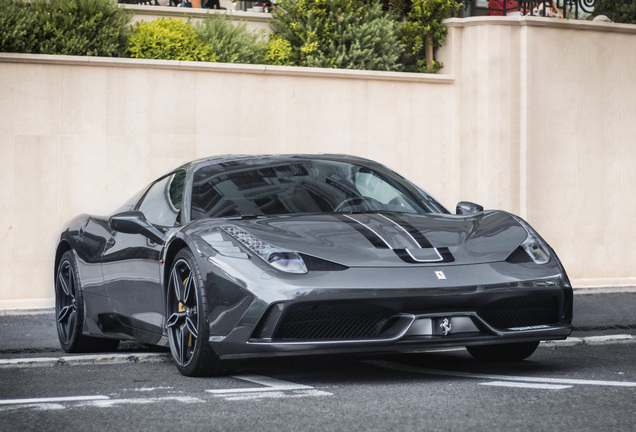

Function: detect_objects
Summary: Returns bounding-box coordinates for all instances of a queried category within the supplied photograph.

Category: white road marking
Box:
[370,360,636,388]
[208,375,312,394]
[77,396,204,408]
[0,395,204,412]
[0,395,110,406]
[133,387,174,392]
[480,381,572,390]
[207,375,331,401]
[217,389,332,402]
[1,375,328,409]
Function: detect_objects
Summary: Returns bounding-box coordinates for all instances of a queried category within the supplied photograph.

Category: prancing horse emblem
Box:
[435,271,446,280]
[440,318,452,335]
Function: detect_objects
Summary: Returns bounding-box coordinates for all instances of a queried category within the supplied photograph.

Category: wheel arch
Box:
[162,238,189,293]
[54,241,73,278]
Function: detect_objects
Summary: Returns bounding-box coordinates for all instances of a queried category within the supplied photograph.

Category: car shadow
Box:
[221,346,580,385]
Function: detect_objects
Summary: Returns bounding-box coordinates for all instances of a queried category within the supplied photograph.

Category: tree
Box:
[398,0,461,73]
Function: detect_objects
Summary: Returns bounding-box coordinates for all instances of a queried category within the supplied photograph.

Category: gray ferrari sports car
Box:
[55,154,572,376]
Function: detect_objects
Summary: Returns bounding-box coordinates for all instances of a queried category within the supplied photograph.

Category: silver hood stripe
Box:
[340,213,448,263]
[341,214,394,249]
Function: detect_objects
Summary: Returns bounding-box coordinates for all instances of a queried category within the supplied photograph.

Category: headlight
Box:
[507,214,552,265]
[221,226,307,274]
[267,252,308,273]
[520,235,550,264]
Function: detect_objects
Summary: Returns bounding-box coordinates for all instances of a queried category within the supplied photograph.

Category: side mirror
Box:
[456,201,484,215]
[109,211,166,244]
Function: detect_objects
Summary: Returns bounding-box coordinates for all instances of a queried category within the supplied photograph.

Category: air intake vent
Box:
[478,295,559,329]
[273,303,395,341]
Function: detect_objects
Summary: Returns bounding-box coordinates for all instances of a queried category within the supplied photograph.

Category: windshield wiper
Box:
[340,209,410,215]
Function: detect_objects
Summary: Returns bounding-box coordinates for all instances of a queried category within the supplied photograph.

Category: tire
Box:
[55,250,119,353]
[166,249,228,377]
[466,341,540,362]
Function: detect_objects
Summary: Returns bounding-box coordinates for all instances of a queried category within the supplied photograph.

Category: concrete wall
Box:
[440,17,636,288]
[1,17,635,309]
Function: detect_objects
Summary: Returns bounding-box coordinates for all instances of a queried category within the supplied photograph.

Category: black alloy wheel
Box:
[55,250,118,353]
[166,249,226,377]
[466,341,540,362]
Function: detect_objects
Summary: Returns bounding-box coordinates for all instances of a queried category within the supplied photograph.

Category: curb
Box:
[573,286,636,295]
[541,334,636,347]
[0,352,171,369]
[0,308,55,317]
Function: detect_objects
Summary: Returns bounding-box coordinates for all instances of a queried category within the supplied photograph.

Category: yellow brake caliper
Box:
[178,277,193,348]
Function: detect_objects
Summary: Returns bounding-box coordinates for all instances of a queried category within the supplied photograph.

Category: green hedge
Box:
[195,14,266,64]
[269,0,404,71]
[0,0,131,57]
[0,0,38,53]
[265,34,295,66]
[0,0,458,73]
[128,18,215,61]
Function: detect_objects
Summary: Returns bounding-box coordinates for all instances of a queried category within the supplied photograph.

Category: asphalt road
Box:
[1,343,635,431]
[0,291,635,431]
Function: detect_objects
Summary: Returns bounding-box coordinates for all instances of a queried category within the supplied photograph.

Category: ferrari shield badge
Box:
[440,318,452,336]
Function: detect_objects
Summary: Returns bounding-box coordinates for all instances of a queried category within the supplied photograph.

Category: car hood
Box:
[218,212,528,267]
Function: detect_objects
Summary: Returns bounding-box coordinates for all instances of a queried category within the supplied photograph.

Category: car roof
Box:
[178,154,374,173]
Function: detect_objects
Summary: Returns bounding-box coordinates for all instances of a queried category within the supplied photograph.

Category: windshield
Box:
[190,157,447,220]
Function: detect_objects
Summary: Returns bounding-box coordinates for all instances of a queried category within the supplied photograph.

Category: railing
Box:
[118,0,634,22]
[118,0,159,4]
[555,0,636,21]
[459,0,635,22]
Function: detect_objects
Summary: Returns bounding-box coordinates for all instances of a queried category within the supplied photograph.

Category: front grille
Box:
[272,303,395,341]
[478,295,559,329]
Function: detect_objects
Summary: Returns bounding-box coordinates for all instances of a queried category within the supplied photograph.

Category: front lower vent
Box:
[478,295,559,330]
[272,303,395,341]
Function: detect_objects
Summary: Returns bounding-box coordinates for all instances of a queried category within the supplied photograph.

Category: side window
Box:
[137,171,186,227]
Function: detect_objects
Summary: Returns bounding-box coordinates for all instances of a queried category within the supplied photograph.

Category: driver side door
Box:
[101,170,186,340]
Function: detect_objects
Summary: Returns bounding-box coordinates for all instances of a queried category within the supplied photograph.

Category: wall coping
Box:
[122,4,273,22]
[0,52,454,83]
[444,16,636,34]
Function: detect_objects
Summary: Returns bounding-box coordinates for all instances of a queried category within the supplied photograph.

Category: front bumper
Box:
[210,283,572,360]
[200,255,573,359]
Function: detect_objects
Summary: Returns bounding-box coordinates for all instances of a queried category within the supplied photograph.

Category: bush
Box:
[269,0,404,71]
[0,0,39,53]
[307,1,404,71]
[265,34,295,66]
[194,13,265,64]
[0,0,131,57]
[128,18,215,62]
